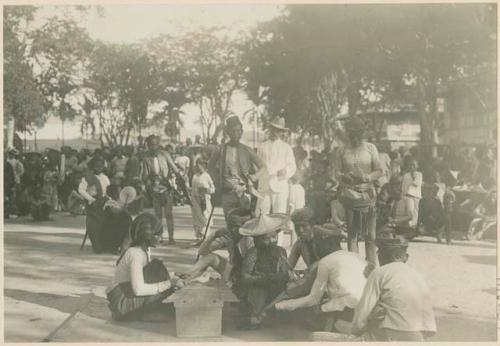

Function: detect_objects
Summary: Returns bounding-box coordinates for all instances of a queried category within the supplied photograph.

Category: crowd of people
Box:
[3,115,496,340]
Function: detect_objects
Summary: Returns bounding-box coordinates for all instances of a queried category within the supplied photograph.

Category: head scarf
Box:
[116,212,162,265]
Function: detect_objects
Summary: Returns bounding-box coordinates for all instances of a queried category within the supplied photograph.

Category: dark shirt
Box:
[208,143,261,192]
[418,197,444,228]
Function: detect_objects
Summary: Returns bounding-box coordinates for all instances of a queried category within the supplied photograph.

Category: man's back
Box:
[353,261,436,335]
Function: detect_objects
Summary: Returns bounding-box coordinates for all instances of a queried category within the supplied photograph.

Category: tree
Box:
[146,28,246,143]
[3,6,45,149]
[84,41,160,146]
[243,3,496,154]
[29,13,93,144]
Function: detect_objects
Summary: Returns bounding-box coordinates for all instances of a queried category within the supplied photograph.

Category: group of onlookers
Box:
[4,114,496,341]
[297,133,497,245]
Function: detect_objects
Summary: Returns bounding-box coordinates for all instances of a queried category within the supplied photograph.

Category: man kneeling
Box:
[312,235,437,341]
[275,224,367,333]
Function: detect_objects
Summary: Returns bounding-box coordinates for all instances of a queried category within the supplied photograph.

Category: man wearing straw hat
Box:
[256,116,296,246]
[232,212,292,330]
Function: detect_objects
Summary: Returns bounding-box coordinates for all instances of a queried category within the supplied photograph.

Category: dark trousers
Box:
[85,199,107,253]
[152,192,174,240]
[244,285,285,318]
[346,207,377,266]
[31,203,51,221]
[443,210,453,243]
[221,191,243,221]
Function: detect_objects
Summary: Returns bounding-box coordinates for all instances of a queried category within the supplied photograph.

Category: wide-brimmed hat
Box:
[119,186,138,206]
[344,117,366,132]
[268,117,289,132]
[239,213,289,237]
[376,234,408,250]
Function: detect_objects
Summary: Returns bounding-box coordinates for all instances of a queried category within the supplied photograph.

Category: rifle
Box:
[175,172,192,206]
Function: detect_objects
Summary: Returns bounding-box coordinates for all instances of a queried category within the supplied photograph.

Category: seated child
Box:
[384,176,418,240]
[29,184,52,221]
[417,183,445,243]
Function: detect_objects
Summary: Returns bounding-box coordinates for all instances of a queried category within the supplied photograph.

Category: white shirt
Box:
[277,251,367,313]
[108,247,163,296]
[288,183,306,211]
[175,156,190,176]
[352,262,436,335]
[191,172,215,197]
[258,138,296,194]
[78,173,110,202]
[152,157,161,175]
[402,171,423,199]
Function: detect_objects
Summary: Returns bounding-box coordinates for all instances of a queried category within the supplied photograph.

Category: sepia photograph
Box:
[3,2,497,342]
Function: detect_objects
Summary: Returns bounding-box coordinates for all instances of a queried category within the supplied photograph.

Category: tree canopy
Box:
[4,4,496,149]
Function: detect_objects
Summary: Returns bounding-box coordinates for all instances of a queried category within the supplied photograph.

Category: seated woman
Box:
[417,183,445,243]
[106,212,185,321]
[276,224,367,334]
[467,190,497,240]
[232,213,292,330]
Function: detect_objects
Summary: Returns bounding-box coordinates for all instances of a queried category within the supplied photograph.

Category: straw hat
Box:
[119,186,138,206]
[239,213,289,237]
[268,117,289,131]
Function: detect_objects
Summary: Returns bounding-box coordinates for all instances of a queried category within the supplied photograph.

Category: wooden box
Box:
[171,286,224,338]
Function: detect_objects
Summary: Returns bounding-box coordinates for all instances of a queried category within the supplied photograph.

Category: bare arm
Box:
[275,260,329,311]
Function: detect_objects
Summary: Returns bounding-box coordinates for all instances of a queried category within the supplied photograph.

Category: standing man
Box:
[208,116,264,221]
[8,148,25,217]
[256,117,296,246]
[336,117,382,266]
[140,135,181,245]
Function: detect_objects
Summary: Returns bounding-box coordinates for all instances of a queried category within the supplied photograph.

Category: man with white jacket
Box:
[256,117,296,246]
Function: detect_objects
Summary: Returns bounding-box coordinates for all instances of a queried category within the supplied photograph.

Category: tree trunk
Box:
[416,77,434,165]
[61,119,65,147]
[7,117,15,149]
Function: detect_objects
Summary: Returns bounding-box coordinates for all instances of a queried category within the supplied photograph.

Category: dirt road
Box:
[4,207,497,341]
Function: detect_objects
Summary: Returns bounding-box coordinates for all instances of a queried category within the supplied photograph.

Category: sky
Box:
[31,4,283,142]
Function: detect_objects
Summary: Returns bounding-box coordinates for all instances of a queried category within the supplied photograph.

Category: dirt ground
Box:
[3,206,498,342]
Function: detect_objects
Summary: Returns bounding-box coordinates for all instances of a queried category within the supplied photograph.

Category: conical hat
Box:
[239,213,289,237]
